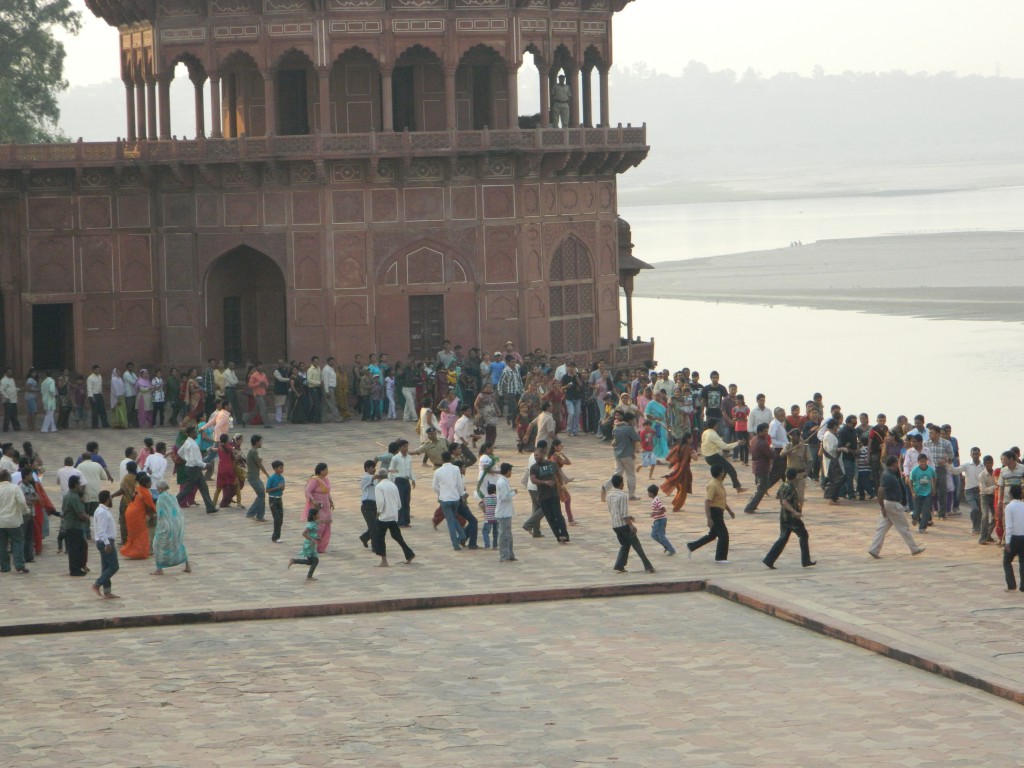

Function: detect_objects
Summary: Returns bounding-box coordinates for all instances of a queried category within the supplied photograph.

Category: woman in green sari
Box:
[151,481,191,575]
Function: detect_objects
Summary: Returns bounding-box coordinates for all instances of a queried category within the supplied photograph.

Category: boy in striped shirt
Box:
[648,484,676,555]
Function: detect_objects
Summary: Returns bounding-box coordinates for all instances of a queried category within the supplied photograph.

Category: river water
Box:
[618,186,1024,455]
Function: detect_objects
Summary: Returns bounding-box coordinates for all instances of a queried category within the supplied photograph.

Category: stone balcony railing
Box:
[0,125,648,169]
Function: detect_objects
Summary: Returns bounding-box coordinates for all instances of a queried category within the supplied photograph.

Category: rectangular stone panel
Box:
[331,190,365,224]
[598,180,615,212]
[163,234,196,291]
[292,189,321,225]
[403,187,444,222]
[293,293,324,327]
[79,196,112,229]
[164,298,195,328]
[117,194,151,228]
[483,185,516,219]
[484,226,518,284]
[163,194,195,228]
[581,181,597,214]
[334,295,368,326]
[371,188,399,222]
[332,231,367,289]
[558,183,581,215]
[118,234,153,292]
[80,235,114,293]
[292,232,324,289]
[28,196,73,231]
[28,235,75,293]
[121,298,154,328]
[83,297,115,330]
[520,184,540,218]
[451,186,477,220]
[540,183,558,216]
[263,191,288,226]
[224,193,259,226]
[196,193,222,227]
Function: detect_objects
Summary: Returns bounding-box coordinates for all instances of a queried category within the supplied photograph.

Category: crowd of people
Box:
[2,347,1023,593]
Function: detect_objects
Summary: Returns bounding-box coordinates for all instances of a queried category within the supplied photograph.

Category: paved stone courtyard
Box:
[3,420,1023,764]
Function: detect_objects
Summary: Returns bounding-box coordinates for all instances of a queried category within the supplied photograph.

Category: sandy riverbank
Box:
[633,232,1024,323]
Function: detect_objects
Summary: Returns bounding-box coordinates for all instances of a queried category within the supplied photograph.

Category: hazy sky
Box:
[61,0,1024,87]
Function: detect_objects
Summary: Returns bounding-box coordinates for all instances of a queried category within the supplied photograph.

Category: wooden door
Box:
[408,295,444,360]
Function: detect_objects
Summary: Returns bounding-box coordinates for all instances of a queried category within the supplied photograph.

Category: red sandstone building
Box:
[0,0,652,373]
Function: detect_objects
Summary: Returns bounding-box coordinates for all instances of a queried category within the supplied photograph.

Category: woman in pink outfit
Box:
[437,387,460,441]
[303,462,334,553]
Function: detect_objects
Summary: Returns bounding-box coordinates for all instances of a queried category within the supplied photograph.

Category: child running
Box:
[648,484,676,555]
[288,507,320,581]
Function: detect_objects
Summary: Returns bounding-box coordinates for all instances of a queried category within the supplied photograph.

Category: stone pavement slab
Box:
[2,421,1022,704]
[4,594,1022,767]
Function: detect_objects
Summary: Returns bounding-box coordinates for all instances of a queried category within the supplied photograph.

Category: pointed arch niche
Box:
[548,235,595,354]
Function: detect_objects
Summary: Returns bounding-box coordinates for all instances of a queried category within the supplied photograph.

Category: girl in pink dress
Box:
[304,463,334,553]
[437,387,460,441]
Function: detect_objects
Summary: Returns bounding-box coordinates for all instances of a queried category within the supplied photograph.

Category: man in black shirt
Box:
[530,443,570,543]
[561,363,584,437]
[702,371,729,433]
[868,455,925,558]
[836,415,859,501]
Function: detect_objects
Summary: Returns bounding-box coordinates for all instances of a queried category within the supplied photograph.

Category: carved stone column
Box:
[568,65,580,128]
[381,67,394,132]
[581,67,593,128]
[124,79,137,140]
[209,73,222,138]
[146,77,158,140]
[158,73,172,139]
[319,67,332,134]
[263,69,276,136]
[506,64,520,129]
[599,66,610,127]
[445,67,457,131]
[135,80,147,140]
[538,65,550,128]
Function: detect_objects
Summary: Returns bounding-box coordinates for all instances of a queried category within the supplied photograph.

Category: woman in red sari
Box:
[215,434,239,508]
[660,440,695,512]
[120,474,156,560]
[542,380,566,434]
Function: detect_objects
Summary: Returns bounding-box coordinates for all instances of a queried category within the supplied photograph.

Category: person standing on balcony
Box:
[551,74,571,128]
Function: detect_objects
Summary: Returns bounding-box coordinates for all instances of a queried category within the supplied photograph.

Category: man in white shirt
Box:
[122,362,139,428]
[432,452,467,551]
[222,362,241,417]
[0,469,29,573]
[321,357,340,423]
[143,443,169,489]
[75,454,106,511]
[118,447,138,481]
[453,404,477,451]
[56,457,83,502]
[388,439,415,527]
[175,425,217,513]
[1,368,20,432]
[1001,485,1024,591]
[91,491,120,598]
[949,446,985,535]
[306,356,323,424]
[748,393,772,435]
[493,463,517,562]
[373,469,415,566]
[86,364,109,428]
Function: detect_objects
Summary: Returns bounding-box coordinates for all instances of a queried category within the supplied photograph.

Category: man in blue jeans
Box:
[432,452,469,551]
[245,434,269,521]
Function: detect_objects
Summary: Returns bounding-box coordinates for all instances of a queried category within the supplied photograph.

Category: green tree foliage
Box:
[0,0,81,144]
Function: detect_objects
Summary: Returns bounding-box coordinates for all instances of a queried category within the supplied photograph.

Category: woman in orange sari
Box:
[120,473,156,560]
[660,440,695,512]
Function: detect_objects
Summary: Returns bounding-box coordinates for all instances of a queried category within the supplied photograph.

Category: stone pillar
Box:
[263,70,276,135]
[191,73,207,137]
[135,80,147,140]
[568,65,580,128]
[146,77,158,140]
[226,74,238,138]
[445,67,457,131]
[124,79,137,141]
[209,73,222,138]
[507,65,519,129]
[318,67,332,134]
[158,74,172,139]
[381,67,394,132]
[538,66,550,128]
[581,67,593,129]
[599,66,610,127]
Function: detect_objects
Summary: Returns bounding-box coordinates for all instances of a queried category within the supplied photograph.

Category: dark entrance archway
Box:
[204,246,287,365]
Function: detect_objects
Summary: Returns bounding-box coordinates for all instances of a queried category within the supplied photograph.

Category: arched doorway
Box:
[549,236,595,355]
[204,246,287,364]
